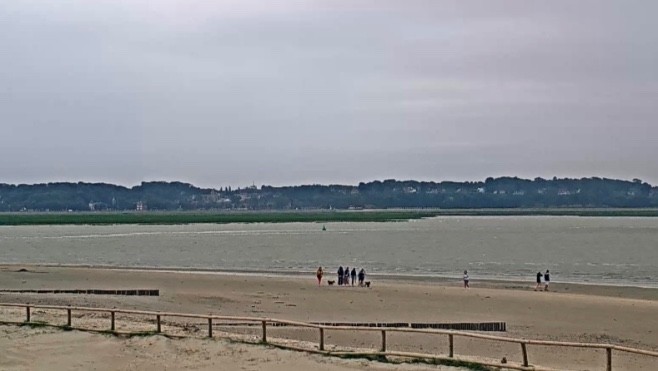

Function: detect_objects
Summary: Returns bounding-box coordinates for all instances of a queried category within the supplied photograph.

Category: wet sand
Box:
[1,265,657,370]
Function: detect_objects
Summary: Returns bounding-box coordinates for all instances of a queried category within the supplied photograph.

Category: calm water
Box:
[1,216,657,287]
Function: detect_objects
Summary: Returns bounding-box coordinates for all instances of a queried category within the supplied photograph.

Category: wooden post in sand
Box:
[607,347,612,371]
[111,311,115,331]
[521,342,529,367]
[156,315,161,333]
[67,307,72,327]
[26,305,30,322]
[207,318,213,338]
[319,328,325,351]
[448,334,454,357]
[261,321,267,343]
[380,330,387,352]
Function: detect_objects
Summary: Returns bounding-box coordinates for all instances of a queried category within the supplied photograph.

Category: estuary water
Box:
[1,216,657,287]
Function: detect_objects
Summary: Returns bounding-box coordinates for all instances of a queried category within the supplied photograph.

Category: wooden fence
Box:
[1,302,657,371]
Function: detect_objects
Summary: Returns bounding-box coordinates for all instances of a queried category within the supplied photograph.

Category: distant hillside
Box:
[0,177,656,212]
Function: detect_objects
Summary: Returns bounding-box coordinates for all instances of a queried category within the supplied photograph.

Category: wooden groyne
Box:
[0,289,159,296]
[269,321,506,332]
[0,302,656,371]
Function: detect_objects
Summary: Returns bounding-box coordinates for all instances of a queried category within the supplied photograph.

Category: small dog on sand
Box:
[327,280,335,286]
[365,281,371,288]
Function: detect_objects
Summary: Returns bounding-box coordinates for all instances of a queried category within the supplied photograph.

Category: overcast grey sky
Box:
[1,0,657,188]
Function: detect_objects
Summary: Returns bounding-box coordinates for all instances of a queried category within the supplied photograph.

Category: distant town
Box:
[0,177,656,212]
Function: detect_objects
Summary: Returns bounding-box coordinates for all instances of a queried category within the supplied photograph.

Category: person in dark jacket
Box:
[358,268,366,287]
[535,271,542,291]
[337,266,344,286]
[350,268,357,286]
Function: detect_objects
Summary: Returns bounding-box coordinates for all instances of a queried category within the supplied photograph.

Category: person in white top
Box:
[463,270,470,288]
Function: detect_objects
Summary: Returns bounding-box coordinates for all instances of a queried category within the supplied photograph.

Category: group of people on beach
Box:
[535,270,551,291]
[315,266,366,287]
[317,266,551,291]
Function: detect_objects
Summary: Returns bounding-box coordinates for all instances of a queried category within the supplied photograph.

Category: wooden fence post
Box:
[261,321,267,343]
[381,330,387,352]
[449,334,454,357]
[111,311,115,331]
[607,347,612,371]
[26,305,30,322]
[319,328,325,351]
[156,315,161,333]
[521,342,529,367]
[67,307,72,327]
[208,318,213,338]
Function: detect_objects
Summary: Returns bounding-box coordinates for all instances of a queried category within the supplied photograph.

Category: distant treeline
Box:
[0,177,657,212]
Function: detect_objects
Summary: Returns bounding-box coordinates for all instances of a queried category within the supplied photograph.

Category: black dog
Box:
[327,280,335,286]
[365,281,371,288]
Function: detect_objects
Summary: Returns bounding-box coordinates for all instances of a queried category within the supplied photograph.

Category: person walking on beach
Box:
[350,268,357,286]
[463,270,470,288]
[544,270,550,291]
[535,271,542,291]
[344,266,350,286]
[358,268,365,287]
[337,266,344,286]
[316,266,323,286]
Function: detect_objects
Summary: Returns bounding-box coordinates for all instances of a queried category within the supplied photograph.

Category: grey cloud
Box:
[1,0,657,187]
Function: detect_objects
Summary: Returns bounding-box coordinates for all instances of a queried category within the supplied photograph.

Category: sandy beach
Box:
[1,265,657,370]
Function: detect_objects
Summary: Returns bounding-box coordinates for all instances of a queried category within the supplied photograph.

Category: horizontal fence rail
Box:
[1,302,656,371]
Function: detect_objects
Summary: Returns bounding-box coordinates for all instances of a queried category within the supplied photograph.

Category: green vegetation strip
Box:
[0,211,437,225]
[1,208,658,225]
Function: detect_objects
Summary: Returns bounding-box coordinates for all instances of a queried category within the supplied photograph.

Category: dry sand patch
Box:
[0,326,468,371]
